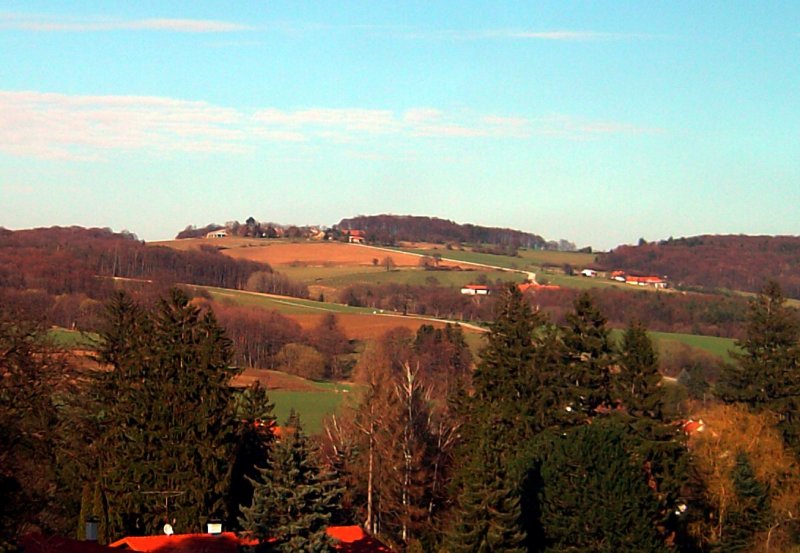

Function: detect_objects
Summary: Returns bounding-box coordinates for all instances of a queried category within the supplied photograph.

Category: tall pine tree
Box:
[87,289,241,538]
[240,411,341,552]
[561,292,616,419]
[718,281,800,452]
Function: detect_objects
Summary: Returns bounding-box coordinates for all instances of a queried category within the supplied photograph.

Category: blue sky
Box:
[1,1,798,249]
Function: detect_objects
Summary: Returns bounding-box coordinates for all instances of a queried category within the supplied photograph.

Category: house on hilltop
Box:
[205,229,228,239]
[346,230,366,244]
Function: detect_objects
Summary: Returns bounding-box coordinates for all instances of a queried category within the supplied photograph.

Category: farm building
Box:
[625,275,668,289]
[580,269,597,278]
[610,270,627,282]
[518,281,561,294]
[461,284,490,295]
[346,230,366,244]
[205,229,227,239]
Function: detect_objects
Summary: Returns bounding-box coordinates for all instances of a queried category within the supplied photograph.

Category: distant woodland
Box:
[336,214,551,249]
[0,227,308,330]
[599,235,800,299]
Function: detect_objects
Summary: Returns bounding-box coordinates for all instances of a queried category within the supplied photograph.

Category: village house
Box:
[205,229,227,239]
[460,284,490,296]
[345,230,366,244]
[625,275,668,289]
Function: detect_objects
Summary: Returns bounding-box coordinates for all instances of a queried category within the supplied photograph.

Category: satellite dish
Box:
[163,524,174,536]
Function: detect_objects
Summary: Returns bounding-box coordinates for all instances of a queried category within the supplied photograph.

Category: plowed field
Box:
[223,241,459,268]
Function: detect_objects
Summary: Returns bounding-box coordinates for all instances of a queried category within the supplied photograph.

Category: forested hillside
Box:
[599,235,800,298]
[0,227,273,327]
[336,214,548,249]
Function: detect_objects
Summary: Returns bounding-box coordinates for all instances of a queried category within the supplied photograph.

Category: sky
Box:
[1,1,798,250]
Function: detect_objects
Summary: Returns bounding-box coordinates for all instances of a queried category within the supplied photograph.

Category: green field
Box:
[198,286,376,315]
[269,386,356,434]
[320,268,523,289]
[47,328,98,348]
[399,247,597,272]
[610,328,738,362]
[402,248,532,271]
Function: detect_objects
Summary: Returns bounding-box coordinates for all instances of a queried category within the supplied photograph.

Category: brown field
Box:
[222,241,462,268]
[150,238,465,268]
[287,312,484,341]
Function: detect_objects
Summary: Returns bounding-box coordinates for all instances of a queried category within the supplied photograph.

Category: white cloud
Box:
[0,90,658,160]
[0,13,253,33]
[533,114,663,139]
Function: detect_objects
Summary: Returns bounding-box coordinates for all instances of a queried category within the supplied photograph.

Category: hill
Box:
[0,226,270,327]
[337,214,549,250]
[598,235,800,298]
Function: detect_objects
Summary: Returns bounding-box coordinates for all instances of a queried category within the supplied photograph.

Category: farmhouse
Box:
[205,229,227,239]
[518,281,561,294]
[461,284,490,295]
[610,270,627,282]
[625,275,668,289]
[346,230,366,244]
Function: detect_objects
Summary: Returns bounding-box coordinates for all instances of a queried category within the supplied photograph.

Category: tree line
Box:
[0,227,308,330]
[336,214,547,249]
[599,234,800,299]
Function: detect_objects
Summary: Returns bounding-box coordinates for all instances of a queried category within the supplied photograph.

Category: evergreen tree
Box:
[470,284,542,452]
[240,411,341,552]
[618,320,664,419]
[446,424,526,553]
[718,281,800,452]
[717,452,770,552]
[535,418,669,553]
[561,292,616,419]
[227,383,277,529]
[88,289,241,538]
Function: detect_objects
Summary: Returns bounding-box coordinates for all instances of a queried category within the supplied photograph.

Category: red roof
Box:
[463,284,489,290]
[109,527,391,553]
[327,526,393,552]
[347,230,366,237]
[22,534,121,553]
[110,532,246,553]
[518,282,560,293]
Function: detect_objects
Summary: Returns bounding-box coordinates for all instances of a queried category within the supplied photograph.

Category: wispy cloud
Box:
[0,13,254,33]
[388,28,657,41]
[0,90,658,160]
[533,114,663,139]
[0,91,249,160]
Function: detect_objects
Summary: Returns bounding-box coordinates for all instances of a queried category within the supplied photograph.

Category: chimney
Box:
[85,517,99,541]
[207,519,222,535]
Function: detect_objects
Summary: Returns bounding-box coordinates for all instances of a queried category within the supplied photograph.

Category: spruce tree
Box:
[536,418,669,553]
[718,452,770,552]
[618,320,664,419]
[446,424,526,553]
[241,411,341,552]
[89,289,241,537]
[470,283,541,451]
[227,383,277,529]
[718,281,800,452]
[561,292,616,419]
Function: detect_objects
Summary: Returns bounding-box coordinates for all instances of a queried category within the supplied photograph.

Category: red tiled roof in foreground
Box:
[327,526,392,552]
[110,532,248,553]
[22,534,121,553]
[109,527,391,553]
